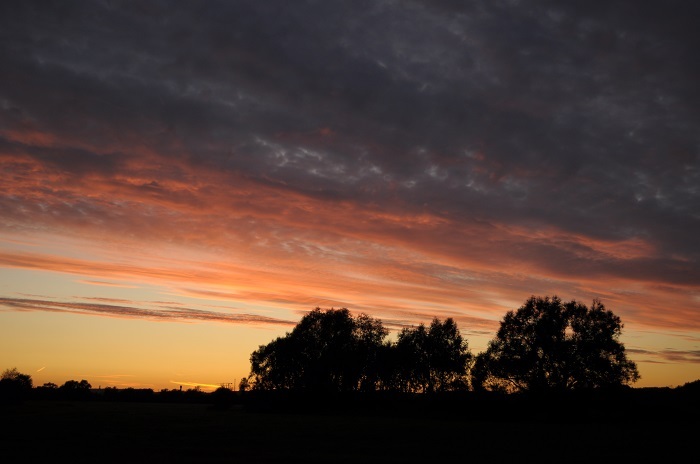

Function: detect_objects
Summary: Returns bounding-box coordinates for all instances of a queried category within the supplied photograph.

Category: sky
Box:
[1,0,698,392]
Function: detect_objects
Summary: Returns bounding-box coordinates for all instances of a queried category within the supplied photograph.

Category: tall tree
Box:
[472,296,640,393]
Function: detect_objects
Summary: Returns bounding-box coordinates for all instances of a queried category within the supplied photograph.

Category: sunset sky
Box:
[1,1,698,392]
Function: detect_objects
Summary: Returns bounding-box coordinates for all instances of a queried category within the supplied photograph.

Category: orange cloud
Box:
[1,129,698,345]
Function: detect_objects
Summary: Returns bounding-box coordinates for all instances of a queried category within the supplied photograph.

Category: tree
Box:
[472,295,640,393]
[0,367,33,402]
[61,379,92,390]
[60,379,93,400]
[250,335,301,390]
[1,367,33,389]
[394,324,429,392]
[425,317,472,392]
[394,318,472,393]
[249,308,388,392]
[353,313,391,391]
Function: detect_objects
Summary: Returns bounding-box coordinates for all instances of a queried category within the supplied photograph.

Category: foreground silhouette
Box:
[2,365,698,426]
[4,386,698,463]
[0,296,693,463]
[472,296,640,392]
[248,307,471,393]
[245,296,639,394]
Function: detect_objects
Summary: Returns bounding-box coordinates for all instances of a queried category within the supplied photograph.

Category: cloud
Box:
[0,297,295,327]
[628,348,700,365]
[0,1,698,359]
[656,349,700,364]
[76,280,140,289]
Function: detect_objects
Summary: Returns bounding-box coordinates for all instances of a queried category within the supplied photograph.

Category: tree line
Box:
[246,295,641,393]
[0,369,93,402]
[2,294,678,402]
[0,369,219,404]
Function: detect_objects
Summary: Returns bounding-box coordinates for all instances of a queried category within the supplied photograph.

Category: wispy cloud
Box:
[628,348,700,365]
[76,280,140,289]
[0,297,294,327]
[656,349,700,364]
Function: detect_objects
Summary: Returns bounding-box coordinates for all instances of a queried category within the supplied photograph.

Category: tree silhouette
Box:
[394,318,472,393]
[1,367,33,389]
[61,379,92,390]
[472,295,640,393]
[59,379,93,400]
[249,308,388,392]
[0,367,33,402]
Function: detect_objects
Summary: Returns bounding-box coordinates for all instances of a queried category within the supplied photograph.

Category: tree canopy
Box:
[0,367,34,402]
[393,318,472,393]
[248,300,639,394]
[471,295,640,393]
[248,308,472,393]
[249,308,389,392]
[1,367,33,389]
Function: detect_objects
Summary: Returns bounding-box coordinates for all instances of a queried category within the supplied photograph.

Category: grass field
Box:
[3,396,695,463]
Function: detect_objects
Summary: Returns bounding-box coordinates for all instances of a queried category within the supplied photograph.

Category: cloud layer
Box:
[1,1,698,360]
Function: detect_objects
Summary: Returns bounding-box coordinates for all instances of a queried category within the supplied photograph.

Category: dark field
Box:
[3,391,696,463]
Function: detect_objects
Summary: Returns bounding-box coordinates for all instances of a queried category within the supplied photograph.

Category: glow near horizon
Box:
[1,217,698,391]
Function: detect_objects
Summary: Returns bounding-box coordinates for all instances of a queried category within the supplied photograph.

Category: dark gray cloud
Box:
[1,0,698,286]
